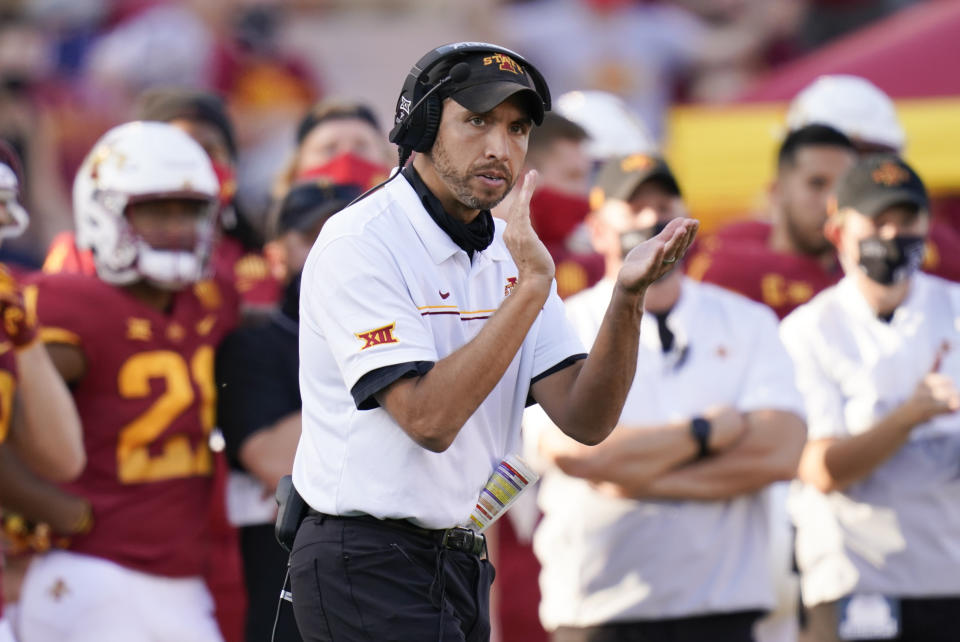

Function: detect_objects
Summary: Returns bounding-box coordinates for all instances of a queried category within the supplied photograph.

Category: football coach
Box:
[289,41,699,641]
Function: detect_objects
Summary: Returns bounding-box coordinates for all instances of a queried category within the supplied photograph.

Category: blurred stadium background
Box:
[1,0,957,264]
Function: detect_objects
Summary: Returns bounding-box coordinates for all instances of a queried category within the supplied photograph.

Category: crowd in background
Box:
[0,0,928,267]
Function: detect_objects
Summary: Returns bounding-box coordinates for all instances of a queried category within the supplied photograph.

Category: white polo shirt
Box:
[781,272,960,606]
[293,173,584,530]
[529,277,804,628]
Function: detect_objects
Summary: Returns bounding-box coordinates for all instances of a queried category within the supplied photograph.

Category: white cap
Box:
[786,75,905,152]
[556,90,658,160]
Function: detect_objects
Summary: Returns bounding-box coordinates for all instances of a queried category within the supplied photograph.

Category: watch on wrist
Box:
[690,416,712,459]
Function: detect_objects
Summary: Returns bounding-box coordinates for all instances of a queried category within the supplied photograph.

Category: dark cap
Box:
[836,154,928,218]
[439,52,545,125]
[295,101,381,145]
[277,180,361,235]
[589,153,681,210]
[135,88,237,158]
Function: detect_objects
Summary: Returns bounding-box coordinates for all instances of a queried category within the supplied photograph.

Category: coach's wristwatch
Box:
[689,416,712,460]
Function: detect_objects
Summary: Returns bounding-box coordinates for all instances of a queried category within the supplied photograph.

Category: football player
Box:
[693,76,960,310]
[0,141,85,641]
[686,124,857,318]
[16,122,238,642]
[43,88,279,312]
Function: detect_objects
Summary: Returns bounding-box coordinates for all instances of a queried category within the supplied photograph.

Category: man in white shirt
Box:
[782,155,960,642]
[528,153,806,642]
[290,42,698,642]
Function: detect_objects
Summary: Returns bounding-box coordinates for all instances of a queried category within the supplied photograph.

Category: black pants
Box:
[239,524,302,642]
[290,514,495,641]
[553,610,763,642]
[803,596,960,642]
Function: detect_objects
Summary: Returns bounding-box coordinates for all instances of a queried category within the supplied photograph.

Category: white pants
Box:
[17,551,223,642]
[0,616,16,642]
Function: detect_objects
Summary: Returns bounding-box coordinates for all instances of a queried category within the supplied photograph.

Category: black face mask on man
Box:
[857,235,925,285]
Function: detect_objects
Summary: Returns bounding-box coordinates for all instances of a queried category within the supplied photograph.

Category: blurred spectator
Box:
[676,0,805,103]
[782,154,960,642]
[216,179,360,642]
[136,87,282,310]
[84,3,214,99]
[526,152,806,642]
[500,0,706,139]
[502,0,810,131]
[786,74,905,153]
[554,89,657,162]
[544,89,666,299]
[0,16,72,265]
[213,4,319,230]
[274,99,392,198]
[798,0,922,52]
[43,88,283,315]
[526,112,592,198]
[525,112,604,299]
[783,74,960,280]
[686,124,857,318]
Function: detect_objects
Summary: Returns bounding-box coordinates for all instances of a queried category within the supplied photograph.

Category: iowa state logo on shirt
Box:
[355,322,399,350]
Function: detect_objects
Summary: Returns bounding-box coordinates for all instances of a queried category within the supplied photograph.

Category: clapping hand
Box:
[501,170,555,286]
[617,217,699,294]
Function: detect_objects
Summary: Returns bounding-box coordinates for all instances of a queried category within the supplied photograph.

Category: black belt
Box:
[306,509,486,557]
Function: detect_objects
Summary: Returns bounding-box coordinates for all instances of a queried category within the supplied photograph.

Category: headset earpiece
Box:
[414,93,443,153]
[388,42,551,161]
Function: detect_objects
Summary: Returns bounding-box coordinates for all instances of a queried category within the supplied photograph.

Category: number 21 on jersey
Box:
[117,346,215,484]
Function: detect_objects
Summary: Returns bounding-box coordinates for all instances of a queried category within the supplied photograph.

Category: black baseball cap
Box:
[136,88,237,159]
[836,154,928,218]
[589,153,681,209]
[295,102,381,145]
[439,52,545,125]
[277,181,361,235]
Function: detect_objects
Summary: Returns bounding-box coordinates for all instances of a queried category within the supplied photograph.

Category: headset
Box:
[347,43,551,207]
[388,42,551,166]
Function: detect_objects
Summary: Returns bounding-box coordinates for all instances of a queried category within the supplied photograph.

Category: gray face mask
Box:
[857,235,925,285]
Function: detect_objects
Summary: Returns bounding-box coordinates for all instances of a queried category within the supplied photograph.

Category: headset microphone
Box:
[347,62,472,207]
[445,61,472,83]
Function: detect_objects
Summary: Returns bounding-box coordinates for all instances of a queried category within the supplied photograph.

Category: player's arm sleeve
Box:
[779,312,848,440]
[215,329,295,465]
[301,235,440,410]
[735,304,806,418]
[350,361,435,410]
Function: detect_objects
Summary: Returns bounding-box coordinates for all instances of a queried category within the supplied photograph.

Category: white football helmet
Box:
[555,90,658,160]
[786,75,905,152]
[73,121,219,290]
[0,160,28,243]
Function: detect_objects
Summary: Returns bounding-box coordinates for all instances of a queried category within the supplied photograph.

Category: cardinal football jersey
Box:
[26,272,238,576]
